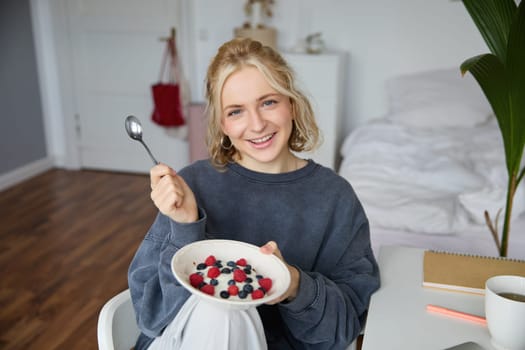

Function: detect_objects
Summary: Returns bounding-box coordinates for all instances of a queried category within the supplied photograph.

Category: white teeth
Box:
[251,134,273,144]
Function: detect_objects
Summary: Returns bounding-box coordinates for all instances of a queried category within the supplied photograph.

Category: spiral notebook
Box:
[423,250,525,294]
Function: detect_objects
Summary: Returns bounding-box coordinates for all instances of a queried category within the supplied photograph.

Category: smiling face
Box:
[220,66,296,173]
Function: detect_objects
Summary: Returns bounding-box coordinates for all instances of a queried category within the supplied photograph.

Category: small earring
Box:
[221,136,233,150]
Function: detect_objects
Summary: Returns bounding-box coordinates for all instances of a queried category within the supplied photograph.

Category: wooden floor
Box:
[0,168,156,349]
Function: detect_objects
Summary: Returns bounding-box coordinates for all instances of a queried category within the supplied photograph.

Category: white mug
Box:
[485,275,525,350]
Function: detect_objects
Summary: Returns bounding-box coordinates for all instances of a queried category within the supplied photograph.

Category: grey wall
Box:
[0,0,47,173]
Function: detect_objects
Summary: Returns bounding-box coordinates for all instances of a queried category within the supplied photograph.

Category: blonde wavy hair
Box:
[205,37,321,169]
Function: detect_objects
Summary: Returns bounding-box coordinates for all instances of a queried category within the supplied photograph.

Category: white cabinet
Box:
[283,52,345,170]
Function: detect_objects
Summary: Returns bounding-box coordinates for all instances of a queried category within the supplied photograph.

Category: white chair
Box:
[97,289,358,350]
[98,289,141,350]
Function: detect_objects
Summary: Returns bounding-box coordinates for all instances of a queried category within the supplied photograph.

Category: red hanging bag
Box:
[151,37,185,127]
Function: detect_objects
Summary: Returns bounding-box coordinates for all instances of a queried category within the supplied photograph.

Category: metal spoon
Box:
[125,115,159,165]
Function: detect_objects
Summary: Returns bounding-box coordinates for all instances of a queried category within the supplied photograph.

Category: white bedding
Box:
[370,217,525,259]
[338,68,525,258]
[340,117,525,234]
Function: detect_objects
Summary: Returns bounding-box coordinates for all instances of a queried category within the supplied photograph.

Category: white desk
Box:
[362,246,494,350]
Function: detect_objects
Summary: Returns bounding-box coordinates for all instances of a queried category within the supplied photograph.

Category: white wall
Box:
[25,0,490,176]
[0,0,55,191]
[187,0,487,133]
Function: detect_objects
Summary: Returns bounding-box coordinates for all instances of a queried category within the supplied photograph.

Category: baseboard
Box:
[0,157,54,192]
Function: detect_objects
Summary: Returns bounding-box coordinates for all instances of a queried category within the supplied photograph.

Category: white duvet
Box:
[339,117,525,234]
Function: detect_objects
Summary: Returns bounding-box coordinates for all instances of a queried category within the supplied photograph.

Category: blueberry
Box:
[210,279,219,286]
[227,261,236,267]
[243,284,254,293]
[198,281,205,288]
[245,277,253,283]
[228,279,236,285]
[243,267,252,274]
[221,267,231,274]
[220,291,230,299]
[256,275,263,279]
[245,264,252,270]
[196,263,207,270]
[238,291,248,299]
[258,287,267,294]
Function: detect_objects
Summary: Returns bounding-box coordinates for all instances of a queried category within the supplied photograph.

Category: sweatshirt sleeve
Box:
[278,195,380,349]
[127,209,206,338]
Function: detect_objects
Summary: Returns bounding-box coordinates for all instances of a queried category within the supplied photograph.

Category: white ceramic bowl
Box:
[171,239,291,310]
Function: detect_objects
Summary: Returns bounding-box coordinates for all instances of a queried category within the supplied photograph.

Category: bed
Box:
[338,68,525,259]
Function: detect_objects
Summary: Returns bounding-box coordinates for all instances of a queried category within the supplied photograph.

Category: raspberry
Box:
[258,278,272,292]
[227,285,239,296]
[251,289,264,299]
[191,255,271,302]
[205,255,216,266]
[189,273,204,288]
[200,284,215,295]
[233,269,247,282]
[207,266,221,278]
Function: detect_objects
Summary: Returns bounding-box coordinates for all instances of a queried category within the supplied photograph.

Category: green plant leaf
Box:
[460,54,513,171]
[461,0,524,257]
[462,0,517,63]
[506,0,525,175]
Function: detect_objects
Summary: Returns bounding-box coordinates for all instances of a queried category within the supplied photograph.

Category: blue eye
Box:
[262,100,277,107]
[227,109,241,117]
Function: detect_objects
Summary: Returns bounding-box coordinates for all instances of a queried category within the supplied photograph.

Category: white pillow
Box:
[387,103,492,129]
[385,68,493,128]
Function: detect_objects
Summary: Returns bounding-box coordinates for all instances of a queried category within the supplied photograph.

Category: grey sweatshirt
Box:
[128,159,380,349]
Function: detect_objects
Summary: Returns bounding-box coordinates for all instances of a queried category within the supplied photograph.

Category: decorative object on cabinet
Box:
[305,33,325,54]
[234,0,277,50]
[283,52,346,170]
[243,0,274,28]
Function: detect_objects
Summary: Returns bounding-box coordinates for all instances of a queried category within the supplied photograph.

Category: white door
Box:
[65,0,189,173]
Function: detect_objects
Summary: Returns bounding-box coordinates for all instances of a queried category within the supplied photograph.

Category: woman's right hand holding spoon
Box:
[150,164,198,223]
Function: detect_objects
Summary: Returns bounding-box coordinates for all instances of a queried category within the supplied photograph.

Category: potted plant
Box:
[235,0,277,50]
[460,0,524,257]
[243,0,275,29]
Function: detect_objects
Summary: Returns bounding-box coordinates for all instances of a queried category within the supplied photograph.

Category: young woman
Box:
[128,38,380,349]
